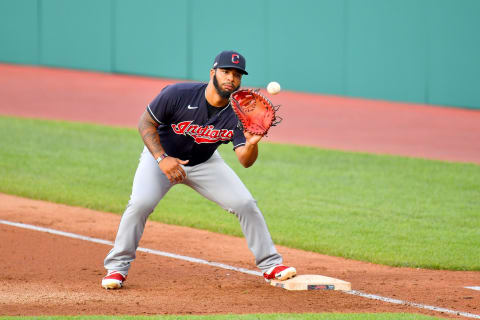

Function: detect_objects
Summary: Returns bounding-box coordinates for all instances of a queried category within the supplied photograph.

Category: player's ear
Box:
[209,69,215,79]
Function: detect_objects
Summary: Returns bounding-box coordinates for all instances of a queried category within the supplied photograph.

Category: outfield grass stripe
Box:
[1,218,478,319]
[1,116,479,270]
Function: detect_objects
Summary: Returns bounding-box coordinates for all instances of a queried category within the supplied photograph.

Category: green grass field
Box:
[1,116,479,271]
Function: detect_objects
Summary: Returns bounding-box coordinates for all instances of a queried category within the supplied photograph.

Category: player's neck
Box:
[205,83,229,107]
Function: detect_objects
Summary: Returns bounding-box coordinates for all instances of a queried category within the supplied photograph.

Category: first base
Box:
[270,274,351,291]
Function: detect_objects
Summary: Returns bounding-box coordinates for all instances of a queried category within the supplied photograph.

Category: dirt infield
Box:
[0,64,479,318]
[1,194,479,318]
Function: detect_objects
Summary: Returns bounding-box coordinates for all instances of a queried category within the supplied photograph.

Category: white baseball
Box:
[267,81,281,95]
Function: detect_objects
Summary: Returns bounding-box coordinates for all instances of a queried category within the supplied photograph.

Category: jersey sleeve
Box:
[146,85,178,125]
[232,123,246,149]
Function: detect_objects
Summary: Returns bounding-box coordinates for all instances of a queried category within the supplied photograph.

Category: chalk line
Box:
[1,219,478,319]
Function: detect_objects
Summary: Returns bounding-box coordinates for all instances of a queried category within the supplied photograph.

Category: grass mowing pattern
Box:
[1,116,479,270]
[0,313,444,319]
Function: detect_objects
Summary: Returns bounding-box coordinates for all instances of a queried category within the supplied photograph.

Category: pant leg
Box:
[104,146,172,273]
[183,151,282,272]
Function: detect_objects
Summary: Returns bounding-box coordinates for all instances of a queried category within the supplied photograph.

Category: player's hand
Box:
[159,157,189,184]
[244,131,263,145]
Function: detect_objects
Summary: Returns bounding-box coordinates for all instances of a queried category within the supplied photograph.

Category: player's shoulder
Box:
[161,82,207,96]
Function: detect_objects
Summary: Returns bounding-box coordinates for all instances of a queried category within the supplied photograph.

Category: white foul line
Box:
[344,290,480,319]
[1,218,479,319]
[0,219,262,277]
[465,286,480,291]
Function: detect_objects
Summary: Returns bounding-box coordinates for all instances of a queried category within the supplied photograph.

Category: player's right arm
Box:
[138,110,164,158]
[138,110,188,183]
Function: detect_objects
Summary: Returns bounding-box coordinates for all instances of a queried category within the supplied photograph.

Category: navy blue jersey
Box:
[147,82,246,166]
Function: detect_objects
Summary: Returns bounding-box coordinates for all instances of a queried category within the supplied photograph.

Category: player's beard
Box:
[213,73,239,99]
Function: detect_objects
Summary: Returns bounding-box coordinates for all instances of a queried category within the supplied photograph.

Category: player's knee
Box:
[126,197,157,217]
[227,197,259,215]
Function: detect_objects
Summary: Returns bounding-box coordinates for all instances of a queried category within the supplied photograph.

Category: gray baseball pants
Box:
[104,146,282,274]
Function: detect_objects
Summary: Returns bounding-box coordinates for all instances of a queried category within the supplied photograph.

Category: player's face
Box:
[213,68,242,99]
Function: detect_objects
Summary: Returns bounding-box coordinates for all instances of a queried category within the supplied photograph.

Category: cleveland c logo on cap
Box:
[232,54,240,64]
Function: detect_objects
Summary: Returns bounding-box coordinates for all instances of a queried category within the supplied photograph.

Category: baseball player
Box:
[102,50,296,289]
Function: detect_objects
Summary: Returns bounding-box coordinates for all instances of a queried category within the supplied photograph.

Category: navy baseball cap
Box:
[212,50,248,75]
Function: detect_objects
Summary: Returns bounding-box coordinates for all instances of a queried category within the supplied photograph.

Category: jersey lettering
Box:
[171,120,234,144]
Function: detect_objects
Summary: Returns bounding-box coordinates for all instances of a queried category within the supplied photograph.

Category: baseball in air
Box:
[267,81,281,95]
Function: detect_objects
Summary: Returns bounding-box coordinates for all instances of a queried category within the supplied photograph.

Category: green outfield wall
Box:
[1,0,479,109]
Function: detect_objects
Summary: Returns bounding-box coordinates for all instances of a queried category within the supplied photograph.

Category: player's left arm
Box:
[234,132,263,168]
